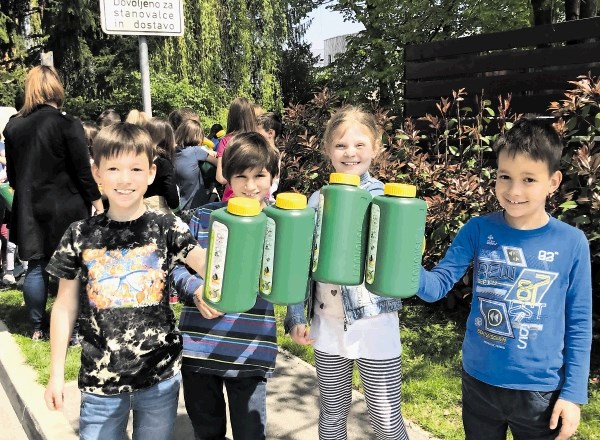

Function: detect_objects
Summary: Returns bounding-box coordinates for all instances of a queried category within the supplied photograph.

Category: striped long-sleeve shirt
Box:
[171,202,277,378]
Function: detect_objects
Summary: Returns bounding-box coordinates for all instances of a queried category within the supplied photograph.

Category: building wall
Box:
[323,33,356,66]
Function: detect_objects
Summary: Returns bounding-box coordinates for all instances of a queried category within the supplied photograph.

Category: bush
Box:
[280,80,600,354]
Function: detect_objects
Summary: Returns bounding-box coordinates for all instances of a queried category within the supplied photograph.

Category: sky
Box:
[303,4,364,62]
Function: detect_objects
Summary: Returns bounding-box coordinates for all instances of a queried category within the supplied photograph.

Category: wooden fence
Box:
[403,17,600,118]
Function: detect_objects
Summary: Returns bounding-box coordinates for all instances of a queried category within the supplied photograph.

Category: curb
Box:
[0,317,438,440]
[0,319,78,440]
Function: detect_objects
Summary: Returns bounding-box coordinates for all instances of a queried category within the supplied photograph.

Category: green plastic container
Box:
[259,193,314,304]
[204,197,267,313]
[0,183,13,210]
[312,173,372,285]
[365,183,427,298]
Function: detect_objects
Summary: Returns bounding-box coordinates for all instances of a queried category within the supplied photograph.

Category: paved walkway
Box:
[0,319,435,439]
[0,378,28,440]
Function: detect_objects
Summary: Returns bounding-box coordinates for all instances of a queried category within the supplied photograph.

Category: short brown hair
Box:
[175,119,204,147]
[144,117,175,161]
[493,117,563,173]
[82,121,99,156]
[222,132,279,181]
[257,112,282,137]
[97,109,121,128]
[92,123,154,167]
[168,107,199,131]
[19,66,65,116]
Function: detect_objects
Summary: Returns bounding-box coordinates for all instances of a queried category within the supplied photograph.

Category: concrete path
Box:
[0,379,28,440]
[0,319,435,439]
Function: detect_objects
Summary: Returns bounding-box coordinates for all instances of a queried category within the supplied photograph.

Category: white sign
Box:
[99,0,184,36]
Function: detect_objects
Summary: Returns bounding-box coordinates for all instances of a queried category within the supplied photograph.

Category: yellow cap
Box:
[329,173,360,186]
[216,129,226,138]
[384,183,417,197]
[275,192,307,210]
[201,138,214,149]
[227,197,261,216]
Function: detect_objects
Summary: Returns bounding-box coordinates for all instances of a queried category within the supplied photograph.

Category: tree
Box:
[0,0,35,68]
[152,0,290,115]
[531,0,597,24]
[324,0,530,112]
[564,0,597,20]
[0,0,39,106]
[279,40,320,106]
[0,0,318,118]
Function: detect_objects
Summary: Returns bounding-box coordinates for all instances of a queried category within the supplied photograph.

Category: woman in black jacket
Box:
[2,66,103,340]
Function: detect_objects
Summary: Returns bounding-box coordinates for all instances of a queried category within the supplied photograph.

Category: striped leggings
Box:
[314,349,410,440]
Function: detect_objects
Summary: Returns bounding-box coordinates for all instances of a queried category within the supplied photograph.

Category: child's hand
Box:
[193,287,223,319]
[290,324,314,345]
[44,376,65,411]
[550,398,580,440]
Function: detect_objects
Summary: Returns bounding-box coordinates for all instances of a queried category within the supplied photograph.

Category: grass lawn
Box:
[1,289,598,439]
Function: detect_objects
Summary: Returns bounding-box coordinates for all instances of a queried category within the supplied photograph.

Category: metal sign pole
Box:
[99,0,184,116]
[138,36,152,116]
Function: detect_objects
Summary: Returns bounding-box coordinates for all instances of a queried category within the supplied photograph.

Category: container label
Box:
[365,204,380,284]
[260,217,276,295]
[204,221,227,303]
[312,194,325,272]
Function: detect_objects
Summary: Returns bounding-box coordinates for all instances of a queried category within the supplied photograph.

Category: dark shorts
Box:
[461,369,562,440]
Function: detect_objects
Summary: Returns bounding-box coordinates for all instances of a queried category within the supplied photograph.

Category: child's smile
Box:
[495,151,561,230]
[228,167,272,206]
[93,153,156,221]
[327,124,377,176]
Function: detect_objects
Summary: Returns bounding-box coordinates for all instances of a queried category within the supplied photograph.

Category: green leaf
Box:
[559,200,578,210]
[485,107,495,117]
[581,105,591,118]
[573,215,590,225]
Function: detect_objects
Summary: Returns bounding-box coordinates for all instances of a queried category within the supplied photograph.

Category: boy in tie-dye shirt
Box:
[44,123,206,440]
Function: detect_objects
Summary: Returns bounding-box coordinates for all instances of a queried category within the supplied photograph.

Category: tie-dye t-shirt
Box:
[47,210,198,395]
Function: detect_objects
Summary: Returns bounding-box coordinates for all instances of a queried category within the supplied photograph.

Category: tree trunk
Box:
[580,0,597,17]
[565,0,580,20]
[565,0,597,19]
[531,0,553,25]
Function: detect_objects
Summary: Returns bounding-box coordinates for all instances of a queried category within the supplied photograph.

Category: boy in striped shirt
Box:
[172,132,280,440]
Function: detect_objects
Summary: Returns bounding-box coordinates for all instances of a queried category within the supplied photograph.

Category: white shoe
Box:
[2,274,16,285]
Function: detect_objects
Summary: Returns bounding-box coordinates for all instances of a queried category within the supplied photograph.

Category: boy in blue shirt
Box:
[418,118,592,440]
[44,123,206,440]
[171,132,280,440]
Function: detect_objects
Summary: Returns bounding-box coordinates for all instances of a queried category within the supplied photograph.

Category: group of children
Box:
[82,104,282,214]
[41,99,591,440]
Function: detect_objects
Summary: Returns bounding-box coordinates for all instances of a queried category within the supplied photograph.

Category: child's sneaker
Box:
[32,330,45,341]
[2,273,16,285]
